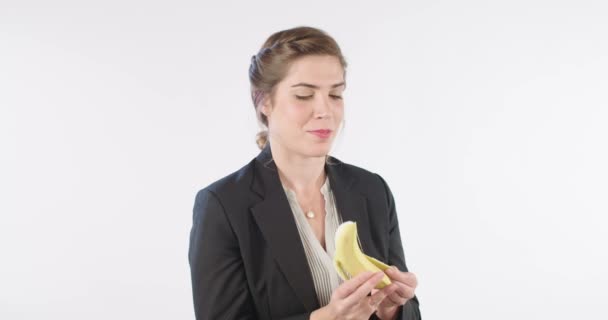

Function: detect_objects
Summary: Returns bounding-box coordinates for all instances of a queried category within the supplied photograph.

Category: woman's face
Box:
[262,54,345,158]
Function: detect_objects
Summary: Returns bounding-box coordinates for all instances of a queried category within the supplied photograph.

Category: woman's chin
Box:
[304,143,332,158]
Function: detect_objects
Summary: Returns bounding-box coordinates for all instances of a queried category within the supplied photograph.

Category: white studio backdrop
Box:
[1,0,607,319]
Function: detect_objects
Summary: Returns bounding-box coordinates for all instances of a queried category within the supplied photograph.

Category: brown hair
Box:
[248,26,348,150]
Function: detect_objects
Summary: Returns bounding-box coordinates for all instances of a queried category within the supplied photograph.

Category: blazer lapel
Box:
[250,144,320,312]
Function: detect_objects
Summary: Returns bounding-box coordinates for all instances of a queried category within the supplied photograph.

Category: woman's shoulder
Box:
[328,155,391,195]
[330,156,377,177]
[194,158,257,201]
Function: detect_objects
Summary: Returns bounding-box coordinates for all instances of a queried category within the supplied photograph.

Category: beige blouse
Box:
[281,176,344,307]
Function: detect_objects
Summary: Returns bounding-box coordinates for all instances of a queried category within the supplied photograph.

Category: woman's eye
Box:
[295,95,343,100]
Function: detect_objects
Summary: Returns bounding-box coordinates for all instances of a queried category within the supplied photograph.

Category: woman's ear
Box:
[261,96,272,117]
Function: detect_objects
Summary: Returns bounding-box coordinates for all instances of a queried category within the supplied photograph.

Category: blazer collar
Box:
[249,143,377,312]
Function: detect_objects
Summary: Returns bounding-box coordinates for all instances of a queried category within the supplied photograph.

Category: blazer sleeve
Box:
[188,188,258,320]
[375,174,422,320]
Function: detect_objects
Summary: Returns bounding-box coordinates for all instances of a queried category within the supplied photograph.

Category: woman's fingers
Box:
[329,267,418,319]
[374,267,417,309]
[369,283,398,307]
[382,292,407,307]
[385,266,418,288]
[343,272,385,305]
[374,283,400,307]
[330,271,391,318]
[333,271,375,299]
[384,281,415,306]
[379,296,399,309]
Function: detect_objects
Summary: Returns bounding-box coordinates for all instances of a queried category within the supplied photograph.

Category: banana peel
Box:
[333,221,391,289]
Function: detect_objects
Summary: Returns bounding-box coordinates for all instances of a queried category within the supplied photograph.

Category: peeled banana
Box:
[333,221,392,289]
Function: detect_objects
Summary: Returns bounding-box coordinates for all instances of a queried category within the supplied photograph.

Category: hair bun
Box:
[255,130,269,150]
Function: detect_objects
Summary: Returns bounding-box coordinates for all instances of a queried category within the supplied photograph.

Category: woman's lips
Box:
[308,129,332,139]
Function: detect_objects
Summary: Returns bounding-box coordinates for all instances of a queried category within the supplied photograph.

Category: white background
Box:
[1,0,607,319]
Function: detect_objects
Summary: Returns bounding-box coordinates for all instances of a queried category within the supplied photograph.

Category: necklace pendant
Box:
[306,210,315,219]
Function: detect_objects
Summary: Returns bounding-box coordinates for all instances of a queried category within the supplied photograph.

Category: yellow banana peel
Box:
[333,221,391,289]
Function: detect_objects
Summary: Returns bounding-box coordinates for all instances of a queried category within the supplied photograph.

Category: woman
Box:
[188,26,421,320]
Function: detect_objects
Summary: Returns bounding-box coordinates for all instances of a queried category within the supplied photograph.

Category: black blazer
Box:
[188,144,421,320]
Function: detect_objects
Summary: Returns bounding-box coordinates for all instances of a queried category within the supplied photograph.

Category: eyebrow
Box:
[290,82,346,89]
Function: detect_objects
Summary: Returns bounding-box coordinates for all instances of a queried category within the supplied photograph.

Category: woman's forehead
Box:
[289,81,346,90]
[276,56,345,90]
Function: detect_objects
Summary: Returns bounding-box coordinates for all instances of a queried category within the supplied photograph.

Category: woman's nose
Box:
[314,96,331,118]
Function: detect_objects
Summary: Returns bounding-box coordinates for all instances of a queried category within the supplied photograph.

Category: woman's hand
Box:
[373,266,418,320]
[311,271,398,320]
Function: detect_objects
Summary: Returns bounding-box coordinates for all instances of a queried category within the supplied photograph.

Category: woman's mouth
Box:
[308,129,332,139]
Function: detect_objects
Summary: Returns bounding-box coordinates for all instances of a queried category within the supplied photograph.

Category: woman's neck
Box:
[270,141,326,195]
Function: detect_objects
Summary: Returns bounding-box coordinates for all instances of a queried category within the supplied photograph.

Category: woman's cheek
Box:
[286,103,310,119]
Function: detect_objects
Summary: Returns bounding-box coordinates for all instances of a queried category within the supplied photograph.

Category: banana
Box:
[333,221,392,289]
